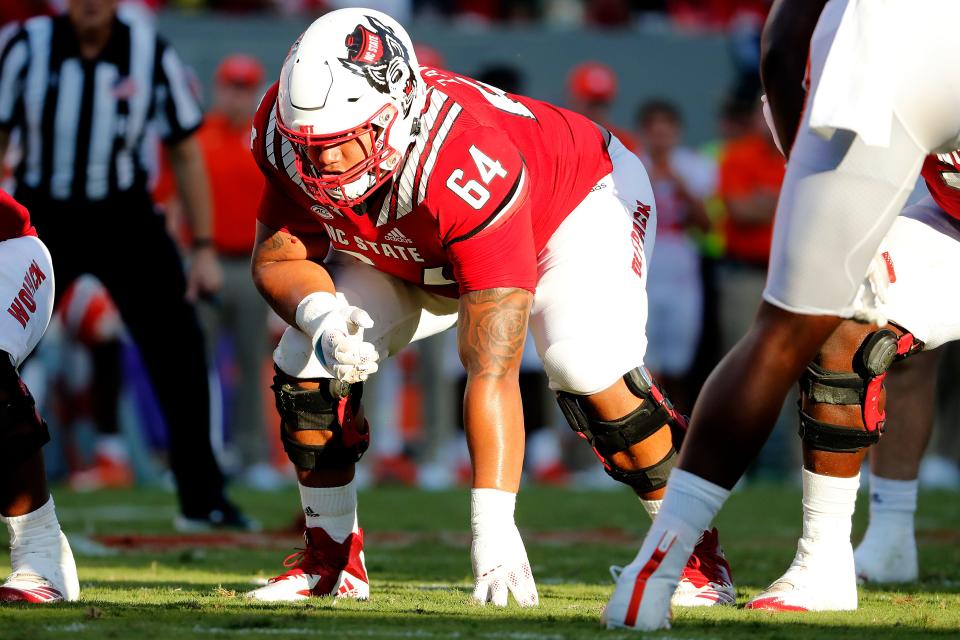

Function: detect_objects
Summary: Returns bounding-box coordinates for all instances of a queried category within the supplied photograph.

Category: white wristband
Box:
[295,291,339,339]
[471,488,517,532]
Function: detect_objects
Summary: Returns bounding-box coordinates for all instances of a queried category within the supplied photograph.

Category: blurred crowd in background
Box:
[4,1,770,29]
[4,0,960,498]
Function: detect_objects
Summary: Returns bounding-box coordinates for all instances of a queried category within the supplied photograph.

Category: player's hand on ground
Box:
[186,247,223,301]
[471,520,539,608]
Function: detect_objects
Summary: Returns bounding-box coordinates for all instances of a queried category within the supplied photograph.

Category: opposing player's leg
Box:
[0,443,78,604]
[751,198,960,609]
[0,235,77,604]
[532,138,734,611]
[855,348,939,584]
[605,304,834,628]
[605,1,960,626]
[746,319,921,611]
[248,255,457,602]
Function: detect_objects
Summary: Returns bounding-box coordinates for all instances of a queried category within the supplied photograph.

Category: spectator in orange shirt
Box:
[567,62,639,153]
[195,54,280,488]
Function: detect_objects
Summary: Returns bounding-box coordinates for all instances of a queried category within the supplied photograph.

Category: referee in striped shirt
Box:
[0,0,253,530]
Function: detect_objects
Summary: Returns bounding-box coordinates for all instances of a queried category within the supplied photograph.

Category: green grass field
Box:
[1,484,958,639]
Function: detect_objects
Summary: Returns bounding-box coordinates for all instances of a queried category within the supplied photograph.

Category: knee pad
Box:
[0,354,50,467]
[272,370,370,470]
[557,367,687,493]
[799,326,923,453]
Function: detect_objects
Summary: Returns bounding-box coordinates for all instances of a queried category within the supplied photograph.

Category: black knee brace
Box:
[0,354,50,467]
[557,367,687,494]
[272,370,370,470]
[798,326,923,453]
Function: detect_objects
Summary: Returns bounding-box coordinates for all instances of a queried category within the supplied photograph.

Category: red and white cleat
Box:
[0,531,80,604]
[0,573,68,603]
[745,539,857,612]
[602,525,694,631]
[247,527,369,602]
[671,528,736,607]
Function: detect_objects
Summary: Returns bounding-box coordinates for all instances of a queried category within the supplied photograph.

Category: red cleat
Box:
[0,574,67,603]
[247,527,368,602]
[671,528,736,607]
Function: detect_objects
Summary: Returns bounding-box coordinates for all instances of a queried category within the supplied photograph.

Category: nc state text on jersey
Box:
[322,223,426,262]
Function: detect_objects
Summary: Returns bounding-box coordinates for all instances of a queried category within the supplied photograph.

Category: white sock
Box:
[640,498,662,520]
[298,480,358,543]
[800,468,859,548]
[864,474,917,540]
[471,488,516,533]
[655,469,730,547]
[1,496,61,551]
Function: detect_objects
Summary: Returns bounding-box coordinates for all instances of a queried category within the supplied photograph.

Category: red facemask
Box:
[276,103,401,209]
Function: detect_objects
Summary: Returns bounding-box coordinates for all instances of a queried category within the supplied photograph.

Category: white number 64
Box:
[446,145,508,210]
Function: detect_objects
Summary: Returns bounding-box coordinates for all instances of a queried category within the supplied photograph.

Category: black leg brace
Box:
[272,369,370,470]
[557,367,687,494]
[799,326,923,453]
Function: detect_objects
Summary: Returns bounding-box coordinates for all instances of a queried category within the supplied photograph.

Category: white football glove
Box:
[295,292,380,384]
[470,489,539,608]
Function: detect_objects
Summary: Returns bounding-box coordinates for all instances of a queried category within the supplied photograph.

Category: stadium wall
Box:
[157,13,736,145]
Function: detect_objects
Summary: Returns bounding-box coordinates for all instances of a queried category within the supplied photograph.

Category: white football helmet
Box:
[276,9,425,208]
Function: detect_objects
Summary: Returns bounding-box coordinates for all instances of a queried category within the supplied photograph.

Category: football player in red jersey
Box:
[0,188,79,603]
[606,0,960,630]
[743,149,960,612]
[245,9,734,607]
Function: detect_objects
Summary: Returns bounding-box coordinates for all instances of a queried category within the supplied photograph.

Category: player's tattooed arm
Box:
[251,221,336,327]
[457,288,533,379]
[458,288,533,492]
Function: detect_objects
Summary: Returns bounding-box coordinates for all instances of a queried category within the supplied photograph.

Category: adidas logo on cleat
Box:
[338,577,359,598]
[383,228,412,243]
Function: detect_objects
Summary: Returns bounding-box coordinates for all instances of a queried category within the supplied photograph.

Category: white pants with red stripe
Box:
[0,236,54,367]
[762,0,960,318]
[872,197,960,349]
[275,137,657,395]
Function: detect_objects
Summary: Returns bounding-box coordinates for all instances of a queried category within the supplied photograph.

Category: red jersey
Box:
[253,67,612,297]
[922,150,960,221]
[0,189,37,242]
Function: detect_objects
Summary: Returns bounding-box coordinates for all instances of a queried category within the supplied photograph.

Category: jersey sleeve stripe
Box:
[409,97,455,211]
[265,106,278,168]
[445,165,528,246]
[417,102,462,205]
[280,137,312,197]
[261,97,311,198]
[390,89,448,224]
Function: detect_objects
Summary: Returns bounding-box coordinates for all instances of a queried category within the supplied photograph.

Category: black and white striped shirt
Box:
[0,13,202,202]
